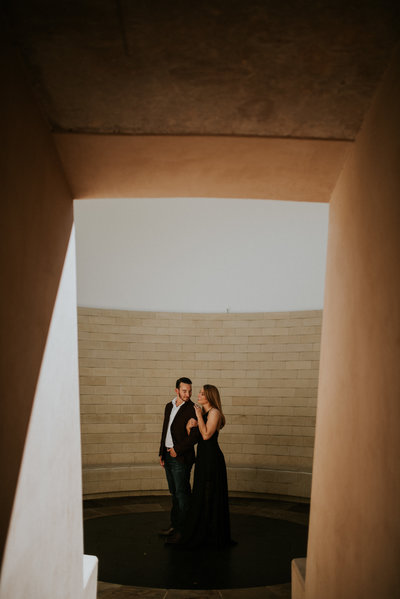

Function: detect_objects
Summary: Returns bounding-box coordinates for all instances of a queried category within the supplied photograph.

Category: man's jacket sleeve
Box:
[174,424,200,456]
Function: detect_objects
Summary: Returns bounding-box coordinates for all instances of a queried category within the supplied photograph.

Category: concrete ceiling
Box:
[4,0,400,141]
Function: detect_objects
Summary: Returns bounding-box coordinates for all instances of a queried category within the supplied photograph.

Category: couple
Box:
[159,377,233,548]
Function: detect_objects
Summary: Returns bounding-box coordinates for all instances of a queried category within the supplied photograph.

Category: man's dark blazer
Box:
[159,399,199,466]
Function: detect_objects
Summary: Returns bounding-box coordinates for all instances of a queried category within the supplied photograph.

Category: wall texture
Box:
[0,33,96,599]
[79,307,321,498]
[0,235,87,599]
[305,48,400,599]
[56,133,350,203]
[0,32,73,563]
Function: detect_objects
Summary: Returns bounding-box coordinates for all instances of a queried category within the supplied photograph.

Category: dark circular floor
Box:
[84,502,308,590]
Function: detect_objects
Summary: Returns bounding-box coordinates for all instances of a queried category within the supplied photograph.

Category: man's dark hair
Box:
[176,377,192,389]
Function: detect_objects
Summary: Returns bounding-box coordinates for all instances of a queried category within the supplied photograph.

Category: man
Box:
[159,377,199,538]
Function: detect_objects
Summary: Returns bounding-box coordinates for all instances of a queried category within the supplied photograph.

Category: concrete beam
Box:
[54,133,351,202]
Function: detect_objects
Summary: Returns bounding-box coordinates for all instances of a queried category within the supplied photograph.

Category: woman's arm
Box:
[195,406,220,440]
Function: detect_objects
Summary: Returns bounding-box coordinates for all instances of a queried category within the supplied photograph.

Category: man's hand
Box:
[159,456,165,467]
[186,417,198,435]
[168,447,177,458]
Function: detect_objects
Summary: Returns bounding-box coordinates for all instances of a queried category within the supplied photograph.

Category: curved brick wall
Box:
[79,308,321,498]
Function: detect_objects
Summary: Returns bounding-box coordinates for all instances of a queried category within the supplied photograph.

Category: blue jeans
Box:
[164,452,192,532]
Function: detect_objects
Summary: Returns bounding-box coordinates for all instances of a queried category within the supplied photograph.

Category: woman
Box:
[168,384,234,548]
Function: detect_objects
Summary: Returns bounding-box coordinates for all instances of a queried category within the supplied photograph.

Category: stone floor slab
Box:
[98,582,167,598]
[165,590,221,599]
[219,585,291,599]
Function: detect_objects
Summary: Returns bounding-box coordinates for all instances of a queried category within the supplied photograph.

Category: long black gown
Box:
[180,412,233,548]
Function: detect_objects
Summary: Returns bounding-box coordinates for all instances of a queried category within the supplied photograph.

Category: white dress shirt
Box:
[165,397,183,448]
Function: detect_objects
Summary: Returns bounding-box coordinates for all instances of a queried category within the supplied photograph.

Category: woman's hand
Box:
[194,404,203,417]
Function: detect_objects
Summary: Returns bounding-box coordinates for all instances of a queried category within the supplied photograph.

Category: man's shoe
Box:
[164,531,182,545]
[158,526,175,537]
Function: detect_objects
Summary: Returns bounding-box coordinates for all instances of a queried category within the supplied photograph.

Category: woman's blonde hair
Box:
[203,384,226,429]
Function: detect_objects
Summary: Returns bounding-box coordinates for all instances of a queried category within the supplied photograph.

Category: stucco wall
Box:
[56,133,350,203]
[0,235,87,599]
[79,307,321,498]
[305,48,400,599]
[0,34,95,599]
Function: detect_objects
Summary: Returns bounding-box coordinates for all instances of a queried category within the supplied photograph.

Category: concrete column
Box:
[305,47,400,599]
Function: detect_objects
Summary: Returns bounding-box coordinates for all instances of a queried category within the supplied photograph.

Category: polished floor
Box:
[84,494,309,599]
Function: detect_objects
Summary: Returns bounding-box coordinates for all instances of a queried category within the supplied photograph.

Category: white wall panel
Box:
[74,197,328,312]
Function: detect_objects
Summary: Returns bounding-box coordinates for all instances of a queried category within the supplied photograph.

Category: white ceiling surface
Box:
[73,197,329,313]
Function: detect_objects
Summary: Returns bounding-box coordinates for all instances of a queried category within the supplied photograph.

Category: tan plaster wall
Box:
[0,34,73,563]
[305,49,400,599]
[78,307,322,498]
[54,133,350,203]
[0,234,87,599]
[0,34,95,599]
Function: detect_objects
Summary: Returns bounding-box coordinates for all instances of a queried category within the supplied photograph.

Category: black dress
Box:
[180,411,233,548]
